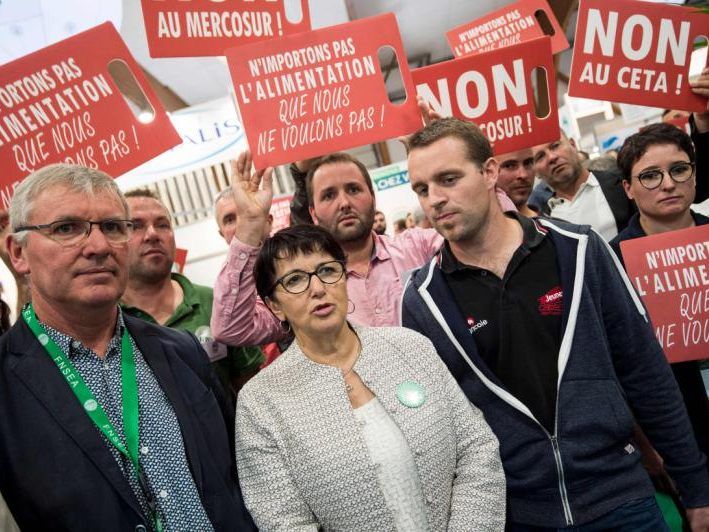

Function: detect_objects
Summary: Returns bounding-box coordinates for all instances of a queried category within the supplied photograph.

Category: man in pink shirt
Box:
[211,150,514,346]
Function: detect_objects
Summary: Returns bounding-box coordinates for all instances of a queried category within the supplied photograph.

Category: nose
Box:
[427,183,447,210]
[659,170,676,191]
[307,273,327,296]
[82,223,113,257]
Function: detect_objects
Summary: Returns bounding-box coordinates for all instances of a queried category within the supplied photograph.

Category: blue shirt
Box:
[43,308,214,532]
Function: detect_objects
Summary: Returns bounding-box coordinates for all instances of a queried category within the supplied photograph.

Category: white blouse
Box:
[353,397,429,531]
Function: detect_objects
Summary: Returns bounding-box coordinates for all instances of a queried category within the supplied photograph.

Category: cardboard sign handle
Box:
[532,66,552,118]
[377,45,408,105]
[534,9,557,37]
[107,59,156,123]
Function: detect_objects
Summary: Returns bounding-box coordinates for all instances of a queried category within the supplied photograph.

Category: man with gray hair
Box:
[0,164,255,530]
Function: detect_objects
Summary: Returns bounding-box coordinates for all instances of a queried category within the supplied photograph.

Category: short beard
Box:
[128,259,172,285]
[320,206,375,244]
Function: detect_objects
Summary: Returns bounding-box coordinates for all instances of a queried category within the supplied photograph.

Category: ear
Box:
[7,234,30,276]
[568,137,577,150]
[622,179,634,201]
[482,157,499,190]
[264,295,287,323]
[308,205,319,226]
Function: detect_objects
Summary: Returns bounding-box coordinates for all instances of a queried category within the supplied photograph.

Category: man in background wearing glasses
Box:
[0,164,255,531]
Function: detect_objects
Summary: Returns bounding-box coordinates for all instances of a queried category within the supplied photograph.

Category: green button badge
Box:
[396,380,426,408]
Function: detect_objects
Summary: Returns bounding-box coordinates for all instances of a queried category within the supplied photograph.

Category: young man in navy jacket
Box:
[401,118,709,530]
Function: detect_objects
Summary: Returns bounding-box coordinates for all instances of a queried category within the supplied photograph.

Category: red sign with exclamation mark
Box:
[568,0,706,112]
[139,0,311,58]
[411,37,559,154]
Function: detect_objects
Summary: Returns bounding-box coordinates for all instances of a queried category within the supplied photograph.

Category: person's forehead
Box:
[31,185,125,220]
[312,161,367,189]
[499,148,534,164]
[409,137,469,176]
[127,196,169,218]
[215,195,236,219]
[274,249,334,275]
[633,143,688,168]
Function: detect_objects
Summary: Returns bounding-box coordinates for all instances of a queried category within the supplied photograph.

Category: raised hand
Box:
[230,150,274,246]
[690,67,709,132]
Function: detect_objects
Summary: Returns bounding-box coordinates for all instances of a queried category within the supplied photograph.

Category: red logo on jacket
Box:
[538,286,563,316]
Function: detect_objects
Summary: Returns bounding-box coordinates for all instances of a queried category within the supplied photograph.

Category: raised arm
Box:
[211,151,286,346]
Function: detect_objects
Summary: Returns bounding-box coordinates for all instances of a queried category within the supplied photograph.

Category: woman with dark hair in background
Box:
[234,223,505,531]
[610,122,709,527]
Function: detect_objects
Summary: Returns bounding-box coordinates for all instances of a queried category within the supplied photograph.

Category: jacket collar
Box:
[6,313,205,516]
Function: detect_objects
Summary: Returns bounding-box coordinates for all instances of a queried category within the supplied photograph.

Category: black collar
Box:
[440,213,548,273]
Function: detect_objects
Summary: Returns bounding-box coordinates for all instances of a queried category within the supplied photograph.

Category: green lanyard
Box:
[23,304,163,532]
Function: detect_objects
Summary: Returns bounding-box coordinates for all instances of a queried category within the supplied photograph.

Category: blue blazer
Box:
[0,313,256,531]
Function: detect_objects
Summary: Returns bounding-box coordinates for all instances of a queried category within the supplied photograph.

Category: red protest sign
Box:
[620,225,709,363]
[174,247,188,273]
[447,0,569,57]
[269,193,293,234]
[569,0,708,112]
[412,37,559,154]
[225,13,422,169]
[0,22,181,208]
[139,0,311,58]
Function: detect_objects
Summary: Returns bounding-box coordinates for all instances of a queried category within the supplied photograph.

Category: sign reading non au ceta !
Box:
[569,0,708,112]
[0,22,181,208]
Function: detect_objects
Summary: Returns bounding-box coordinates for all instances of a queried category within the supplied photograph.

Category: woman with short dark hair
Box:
[235,224,506,531]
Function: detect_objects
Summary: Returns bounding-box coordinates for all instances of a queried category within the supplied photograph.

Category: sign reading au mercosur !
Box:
[225,13,422,169]
[569,0,708,111]
[412,37,559,154]
[0,22,181,207]
[446,0,569,58]
[140,0,311,57]
[621,224,709,363]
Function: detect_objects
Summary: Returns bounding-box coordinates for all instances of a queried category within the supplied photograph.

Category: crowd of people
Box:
[0,49,708,532]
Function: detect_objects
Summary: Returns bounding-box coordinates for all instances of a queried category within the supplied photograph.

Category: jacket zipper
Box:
[549,434,573,525]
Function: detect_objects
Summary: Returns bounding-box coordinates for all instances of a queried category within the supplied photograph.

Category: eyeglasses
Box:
[632,161,695,190]
[270,260,346,295]
[14,219,134,247]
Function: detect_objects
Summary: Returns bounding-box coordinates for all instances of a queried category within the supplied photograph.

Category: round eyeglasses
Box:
[632,161,695,190]
[14,219,134,247]
[270,260,346,295]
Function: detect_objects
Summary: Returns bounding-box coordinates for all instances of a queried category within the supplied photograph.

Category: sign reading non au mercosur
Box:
[226,13,422,169]
[0,22,181,208]
[620,224,709,363]
[140,0,311,57]
[446,0,569,58]
[412,37,559,154]
[569,0,708,111]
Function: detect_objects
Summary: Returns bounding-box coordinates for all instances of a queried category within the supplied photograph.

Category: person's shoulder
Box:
[359,326,435,358]
[124,313,202,354]
[537,216,593,237]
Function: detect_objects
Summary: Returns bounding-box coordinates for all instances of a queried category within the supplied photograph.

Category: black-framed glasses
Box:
[14,219,134,247]
[633,161,695,190]
[270,260,346,295]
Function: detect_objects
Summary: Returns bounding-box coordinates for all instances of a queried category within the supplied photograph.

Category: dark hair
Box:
[408,117,493,166]
[305,153,374,206]
[617,123,695,180]
[124,187,160,200]
[254,224,347,300]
